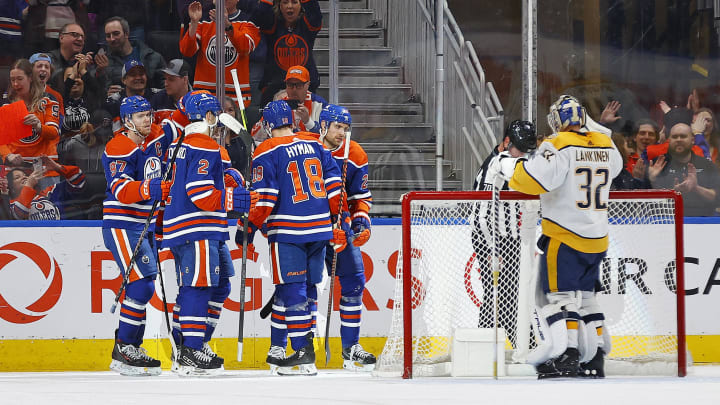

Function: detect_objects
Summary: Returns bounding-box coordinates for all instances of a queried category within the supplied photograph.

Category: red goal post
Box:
[379,190,686,379]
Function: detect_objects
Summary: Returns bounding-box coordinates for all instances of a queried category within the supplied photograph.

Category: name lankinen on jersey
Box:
[576,149,610,162]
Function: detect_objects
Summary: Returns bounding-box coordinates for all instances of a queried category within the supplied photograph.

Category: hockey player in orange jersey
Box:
[180,1,260,107]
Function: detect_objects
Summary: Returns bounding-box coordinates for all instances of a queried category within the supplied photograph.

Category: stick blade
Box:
[237,341,243,362]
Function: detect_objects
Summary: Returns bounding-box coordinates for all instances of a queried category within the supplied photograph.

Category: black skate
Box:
[536,358,561,379]
[277,335,317,376]
[579,348,605,379]
[110,341,161,376]
[202,342,225,367]
[342,344,376,371]
[177,344,224,377]
[537,348,580,379]
[266,345,286,375]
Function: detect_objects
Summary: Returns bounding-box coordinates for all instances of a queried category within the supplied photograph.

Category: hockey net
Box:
[375,190,687,378]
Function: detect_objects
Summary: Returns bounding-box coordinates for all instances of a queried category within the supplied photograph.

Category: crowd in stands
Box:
[0,0,325,220]
[599,96,720,216]
[2,1,720,219]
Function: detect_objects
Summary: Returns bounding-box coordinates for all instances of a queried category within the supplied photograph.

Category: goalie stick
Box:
[109,130,188,314]
[230,68,254,362]
[324,131,352,366]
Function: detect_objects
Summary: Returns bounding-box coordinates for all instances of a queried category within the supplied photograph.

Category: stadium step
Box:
[350,123,434,142]
[313,47,394,66]
[315,28,385,48]
[362,142,435,160]
[369,160,453,180]
[318,0,367,9]
[315,83,413,104]
[320,9,377,28]
[317,66,402,85]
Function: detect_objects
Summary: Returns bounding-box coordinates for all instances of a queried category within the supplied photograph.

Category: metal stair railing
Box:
[366,0,504,190]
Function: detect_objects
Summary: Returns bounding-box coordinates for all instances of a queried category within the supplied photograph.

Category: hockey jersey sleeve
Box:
[37,98,61,140]
[179,22,202,57]
[301,0,322,32]
[509,141,569,195]
[10,186,38,220]
[247,146,278,228]
[321,146,343,215]
[255,0,278,33]
[345,143,371,220]
[57,164,86,192]
[105,138,152,204]
[228,20,260,55]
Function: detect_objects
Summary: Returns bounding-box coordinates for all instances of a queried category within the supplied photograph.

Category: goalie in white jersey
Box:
[505,95,622,379]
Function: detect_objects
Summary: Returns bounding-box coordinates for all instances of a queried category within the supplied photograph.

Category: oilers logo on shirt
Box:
[206,35,238,67]
[144,156,162,180]
[30,199,61,220]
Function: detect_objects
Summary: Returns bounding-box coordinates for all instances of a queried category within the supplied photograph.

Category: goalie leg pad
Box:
[581,291,610,355]
[526,291,580,366]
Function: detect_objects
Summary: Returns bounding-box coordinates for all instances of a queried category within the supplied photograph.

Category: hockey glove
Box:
[351,215,371,247]
[330,213,353,252]
[224,167,245,188]
[235,218,257,258]
[225,187,258,213]
[140,178,171,201]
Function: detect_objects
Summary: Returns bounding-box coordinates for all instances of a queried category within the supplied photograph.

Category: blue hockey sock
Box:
[178,286,212,350]
[307,283,318,336]
[118,277,155,345]
[339,295,362,348]
[205,277,231,342]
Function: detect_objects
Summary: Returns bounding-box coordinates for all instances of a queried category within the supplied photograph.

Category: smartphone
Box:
[97,47,106,57]
[285,99,300,110]
[33,158,43,173]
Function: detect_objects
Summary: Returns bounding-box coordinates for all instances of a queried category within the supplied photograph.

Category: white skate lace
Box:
[119,344,144,361]
[349,344,372,360]
[202,342,218,358]
[135,346,155,362]
[193,347,214,364]
[268,345,286,359]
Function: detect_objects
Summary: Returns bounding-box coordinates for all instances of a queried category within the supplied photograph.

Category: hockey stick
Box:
[230,69,249,131]
[230,68,253,362]
[259,291,275,319]
[109,130,187,314]
[324,131,352,366]
[152,231,178,360]
[491,177,500,379]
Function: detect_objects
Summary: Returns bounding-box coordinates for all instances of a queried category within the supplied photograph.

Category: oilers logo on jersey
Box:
[275,33,309,71]
[30,199,61,220]
[206,35,239,67]
[143,156,162,180]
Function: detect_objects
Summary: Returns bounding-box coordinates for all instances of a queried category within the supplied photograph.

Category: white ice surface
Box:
[2,366,720,405]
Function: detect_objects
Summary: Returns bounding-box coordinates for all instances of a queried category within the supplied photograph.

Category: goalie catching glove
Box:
[140,178,171,201]
[330,212,353,252]
[350,215,371,247]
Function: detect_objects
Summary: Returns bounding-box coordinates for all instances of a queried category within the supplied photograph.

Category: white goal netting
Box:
[375,190,687,378]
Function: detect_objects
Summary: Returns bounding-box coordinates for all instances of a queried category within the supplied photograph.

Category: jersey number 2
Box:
[575,167,609,210]
[287,158,326,203]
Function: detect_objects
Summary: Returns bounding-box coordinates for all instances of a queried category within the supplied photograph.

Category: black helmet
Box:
[505,120,537,153]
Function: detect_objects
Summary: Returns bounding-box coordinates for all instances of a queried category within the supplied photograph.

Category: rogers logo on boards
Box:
[0,242,63,324]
